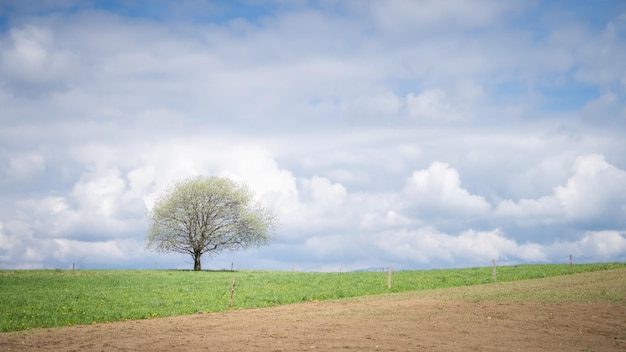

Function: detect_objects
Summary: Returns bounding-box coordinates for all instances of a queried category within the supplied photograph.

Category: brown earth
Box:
[2,269,625,352]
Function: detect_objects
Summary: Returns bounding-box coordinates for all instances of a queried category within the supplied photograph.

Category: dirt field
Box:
[2,269,625,351]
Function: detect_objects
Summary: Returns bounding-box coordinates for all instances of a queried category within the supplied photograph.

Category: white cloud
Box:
[125,166,157,211]
[71,168,127,217]
[0,219,48,269]
[406,89,457,120]
[496,154,626,225]
[546,231,626,262]
[495,197,564,224]
[301,176,347,209]
[557,155,626,220]
[52,238,146,264]
[375,227,547,266]
[402,162,491,217]
[406,82,484,121]
[12,165,150,241]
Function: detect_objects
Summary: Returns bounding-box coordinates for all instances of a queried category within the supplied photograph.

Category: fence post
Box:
[569,254,573,273]
[387,266,392,289]
[492,259,497,283]
[229,278,237,308]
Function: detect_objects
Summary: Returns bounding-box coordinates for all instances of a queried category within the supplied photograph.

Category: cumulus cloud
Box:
[402,162,491,217]
[546,231,626,262]
[496,154,626,226]
[375,228,547,266]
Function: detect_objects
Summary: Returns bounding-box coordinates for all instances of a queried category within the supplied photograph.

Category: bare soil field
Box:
[2,268,625,352]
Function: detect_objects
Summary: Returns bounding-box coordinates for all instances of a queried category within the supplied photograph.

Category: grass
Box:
[397,267,626,303]
[0,262,624,332]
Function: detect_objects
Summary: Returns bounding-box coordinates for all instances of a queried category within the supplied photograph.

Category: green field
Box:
[1,262,624,332]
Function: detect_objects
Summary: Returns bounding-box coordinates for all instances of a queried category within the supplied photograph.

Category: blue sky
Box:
[1,0,625,271]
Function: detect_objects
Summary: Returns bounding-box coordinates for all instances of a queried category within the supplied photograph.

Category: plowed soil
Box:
[2,269,625,352]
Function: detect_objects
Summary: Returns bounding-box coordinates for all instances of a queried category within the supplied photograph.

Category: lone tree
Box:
[146,175,276,271]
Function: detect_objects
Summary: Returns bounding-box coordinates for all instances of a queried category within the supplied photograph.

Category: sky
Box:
[1,0,625,271]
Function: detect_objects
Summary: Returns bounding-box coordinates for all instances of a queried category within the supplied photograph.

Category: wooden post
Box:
[492,259,497,283]
[72,263,75,274]
[569,254,573,272]
[229,278,237,308]
[387,266,392,289]
[231,262,234,271]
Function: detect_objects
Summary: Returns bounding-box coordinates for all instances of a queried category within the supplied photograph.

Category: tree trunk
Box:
[193,254,202,271]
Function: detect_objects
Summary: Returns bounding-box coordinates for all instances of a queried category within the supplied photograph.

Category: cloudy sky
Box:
[1,0,625,271]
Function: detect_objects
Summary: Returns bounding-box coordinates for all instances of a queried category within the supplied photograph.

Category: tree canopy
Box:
[146,176,276,270]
